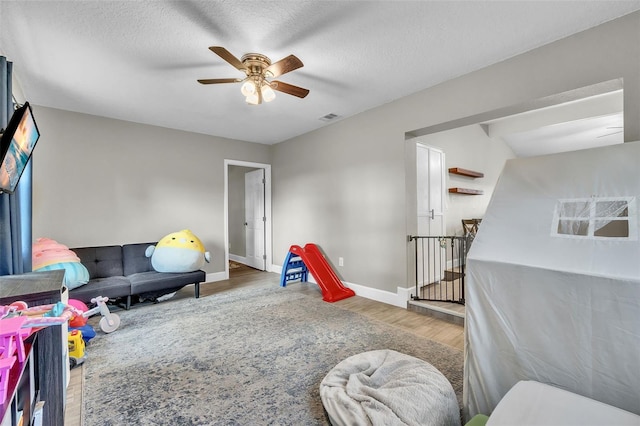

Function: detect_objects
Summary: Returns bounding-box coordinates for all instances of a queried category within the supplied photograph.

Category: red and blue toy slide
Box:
[280,243,355,303]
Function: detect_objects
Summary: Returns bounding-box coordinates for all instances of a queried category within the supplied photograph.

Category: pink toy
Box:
[67,299,88,313]
[0,355,16,403]
[14,303,80,327]
[9,301,27,311]
[68,299,89,327]
[1,302,82,336]
[0,315,31,403]
[0,316,31,363]
[32,237,81,269]
[0,301,85,405]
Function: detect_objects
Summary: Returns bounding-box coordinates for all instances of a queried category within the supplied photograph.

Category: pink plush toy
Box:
[32,238,89,289]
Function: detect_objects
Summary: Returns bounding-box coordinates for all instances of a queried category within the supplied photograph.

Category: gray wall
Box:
[29,12,640,293]
[272,11,640,293]
[31,107,270,275]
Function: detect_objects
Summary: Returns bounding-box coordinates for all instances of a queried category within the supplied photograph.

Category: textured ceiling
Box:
[1,1,639,145]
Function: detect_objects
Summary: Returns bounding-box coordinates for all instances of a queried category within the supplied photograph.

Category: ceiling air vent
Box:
[319,113,341,122]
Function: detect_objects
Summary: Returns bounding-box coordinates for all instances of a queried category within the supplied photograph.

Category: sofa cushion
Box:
[73,246,124,279]
[122,242,156,275]
[68,276,131,303]
[128,270,205,295]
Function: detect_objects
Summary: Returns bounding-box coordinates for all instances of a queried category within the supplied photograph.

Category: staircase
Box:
[408,299,465,325]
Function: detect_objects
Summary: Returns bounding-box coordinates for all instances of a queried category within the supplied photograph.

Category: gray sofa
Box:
[68,242,205,309]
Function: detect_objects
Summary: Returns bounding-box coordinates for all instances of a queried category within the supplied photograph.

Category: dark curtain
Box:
[0,56,32,275]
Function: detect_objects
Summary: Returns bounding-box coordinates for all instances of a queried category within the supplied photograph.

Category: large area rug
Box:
[83,283,463,425]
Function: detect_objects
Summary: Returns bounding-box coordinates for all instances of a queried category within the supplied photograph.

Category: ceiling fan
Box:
[197,46,310,105]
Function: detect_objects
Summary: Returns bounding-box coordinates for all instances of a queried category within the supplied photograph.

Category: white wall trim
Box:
[205,271,227,283]
[272,263,411,308]
[271,263,283,275]
[229,254,248,264]
[346,282,412,308]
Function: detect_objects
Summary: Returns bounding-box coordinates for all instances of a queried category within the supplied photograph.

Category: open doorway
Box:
[224,160,272,279]
[407,80,624,238]
[415,143,445,238]
[405,79,625,313]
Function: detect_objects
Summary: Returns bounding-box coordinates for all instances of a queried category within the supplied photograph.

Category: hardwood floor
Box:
[64,264,464,425]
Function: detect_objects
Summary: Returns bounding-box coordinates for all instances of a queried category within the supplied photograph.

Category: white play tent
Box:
[463,141,640,420]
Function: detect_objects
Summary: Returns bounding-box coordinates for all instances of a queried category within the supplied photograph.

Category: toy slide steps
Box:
[281,244,355,303]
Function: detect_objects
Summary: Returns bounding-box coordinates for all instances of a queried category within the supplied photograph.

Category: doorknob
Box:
[430,209,435,219]
[244,222,248,226]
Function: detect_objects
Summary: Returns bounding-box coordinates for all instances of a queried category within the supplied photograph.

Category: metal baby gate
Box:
[409,235,470,305]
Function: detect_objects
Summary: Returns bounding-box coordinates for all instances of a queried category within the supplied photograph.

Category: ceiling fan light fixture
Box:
[199,46,309,105]
[246,92,260,105]
[240,80,256,97]
[261,84,276,103]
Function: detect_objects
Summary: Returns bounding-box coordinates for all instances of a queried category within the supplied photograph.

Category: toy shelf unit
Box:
[448,167,484,195]
[0,270,66,426]
[0,338,41,426]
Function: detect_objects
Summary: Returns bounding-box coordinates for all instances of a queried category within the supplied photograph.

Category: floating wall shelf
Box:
[449,168,484,178]
[449,188,484,195]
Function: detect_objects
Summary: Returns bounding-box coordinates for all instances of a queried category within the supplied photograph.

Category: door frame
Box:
[244,168,266,271]
[414,142,447,286]
[224,159,272,279]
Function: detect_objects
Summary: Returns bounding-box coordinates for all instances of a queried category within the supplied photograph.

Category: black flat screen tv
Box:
[0,102,40,194]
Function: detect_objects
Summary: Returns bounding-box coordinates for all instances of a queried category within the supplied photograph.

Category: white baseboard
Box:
[273,263,411,309]
[231,255,274,273]
[205,271,227,283]
[229,254,247,264]
[346,282,412,308]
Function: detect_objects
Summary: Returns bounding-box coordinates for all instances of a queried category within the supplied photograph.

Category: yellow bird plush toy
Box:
[145,229,211,273]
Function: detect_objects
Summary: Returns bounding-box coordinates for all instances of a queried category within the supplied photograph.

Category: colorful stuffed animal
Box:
[32,238,89,290]
[145,229,211,273]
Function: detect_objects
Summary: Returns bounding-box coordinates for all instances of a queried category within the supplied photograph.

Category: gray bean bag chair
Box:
[320,349,460,426]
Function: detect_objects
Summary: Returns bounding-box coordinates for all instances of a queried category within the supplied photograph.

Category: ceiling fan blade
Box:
[271,81,309,98]
[209,46,246,71]
[197,78,242,84]
[265,55,303,78]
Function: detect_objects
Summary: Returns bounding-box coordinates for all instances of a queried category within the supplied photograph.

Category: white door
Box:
[417,144,445,236]
[416,143,446,285]
[245,169,266,270]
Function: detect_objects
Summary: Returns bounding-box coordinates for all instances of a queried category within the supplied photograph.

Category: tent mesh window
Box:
[553,197,635,239]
